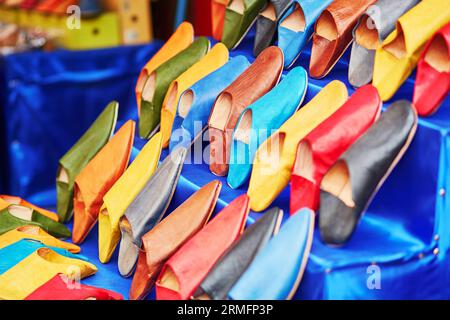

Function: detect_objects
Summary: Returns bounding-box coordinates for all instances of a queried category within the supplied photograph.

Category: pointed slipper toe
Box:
[247,80,348,212]
[253,0,293,56]
[136,22,194,114]
[194,207,283,300]
[72,121,135,244]
[0,226,80,253]
[222,0,268,50]
[26,274,123,300]
[229,208,314,300]
[208,46,283,176]
[129,180,222,300]
[291,85,381,213]
[372,0,450,101]
[98,133,162,264]
[169,56,250,152]
[118,147,187,277]
[139,37,210,139]
[227,66,307,189]
[319,101,417,245]
[155,195,249,300]
[160,43,229,148]
[413,22,450,117]
[348,0,420,88]
[57,101,118,223]
[310,0,376,79]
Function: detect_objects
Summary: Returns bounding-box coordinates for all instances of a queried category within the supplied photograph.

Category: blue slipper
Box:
[227,66,308,189]
[228,208,314,300]
[277,0,333,68]
[0,239,88,275]
[169,56,250,152]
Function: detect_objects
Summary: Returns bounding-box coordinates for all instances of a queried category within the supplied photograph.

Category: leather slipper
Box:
[310,0,376,79]
[222,0,268,50]
[194,207,283,300]
[0,226,80,253]
[169,56,250,152]
[229,208,314,300]
[136,22,194,115]
[160,43,229,148]
[413,22,450,117]
[253,0,293,56]
[291,85,381,213]
[0,195,58,221]
[72,121,135,244]
[117,147,187,278]
[0,239,87,275]
[208,46,283,177]
[57,101,118,223]
[26,274,123,300]
[319,101,417,245]
[0,247,97,300]
[212,0,231,40]
[247,80,348,212]
[139,37,210,139]
[348,0,419,87]
[372,0,450,101]
[227,66,307,189]
[129,181,222,300]
[0,206,71,239]
[155,195,249,300]
[278,0,333,69]
[98,133,162,264]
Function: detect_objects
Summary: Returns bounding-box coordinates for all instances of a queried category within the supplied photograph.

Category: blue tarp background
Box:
[1,30,450,300]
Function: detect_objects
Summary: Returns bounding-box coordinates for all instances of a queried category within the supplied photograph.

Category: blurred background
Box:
[0,0,213,52]
[0,0,215,205]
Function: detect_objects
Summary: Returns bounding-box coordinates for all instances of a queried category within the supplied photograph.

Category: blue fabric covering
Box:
[0,27,450,299]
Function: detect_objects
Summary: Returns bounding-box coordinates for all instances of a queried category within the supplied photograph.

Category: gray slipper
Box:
[117,147,187,277]
[348,0,420,87]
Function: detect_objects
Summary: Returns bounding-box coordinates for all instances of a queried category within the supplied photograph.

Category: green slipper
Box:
[0,206,72,239]
[139,37,210,139]
[222,0,268,50]
[56,101,118,223]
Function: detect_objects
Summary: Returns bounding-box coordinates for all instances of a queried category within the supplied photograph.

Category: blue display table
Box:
[1,31,449,300]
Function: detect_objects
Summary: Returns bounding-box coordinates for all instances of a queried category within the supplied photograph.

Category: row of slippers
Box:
[212,0,450,102]
[48,81,415,300]
[136,15,449,160]
[48,16,444,299]
[0,195,117,299]
[0,231,122,299]
[0,193,309,300]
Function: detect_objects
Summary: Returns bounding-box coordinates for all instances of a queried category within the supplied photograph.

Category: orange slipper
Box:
[72,121,135,244]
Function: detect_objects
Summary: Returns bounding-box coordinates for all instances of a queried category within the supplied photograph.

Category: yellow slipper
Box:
[136,22,194,115]
[0,226,80,253]
[373,0,450,101]
[98,133,163,264]
[160,43,229,148]
[247,80,348,212]
[0,248,97,300]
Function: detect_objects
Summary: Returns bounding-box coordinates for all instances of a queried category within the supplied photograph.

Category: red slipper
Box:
[155,195,249,300]
[25,274,123,300]
[290,85,381,213]
[413,22,450,117]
